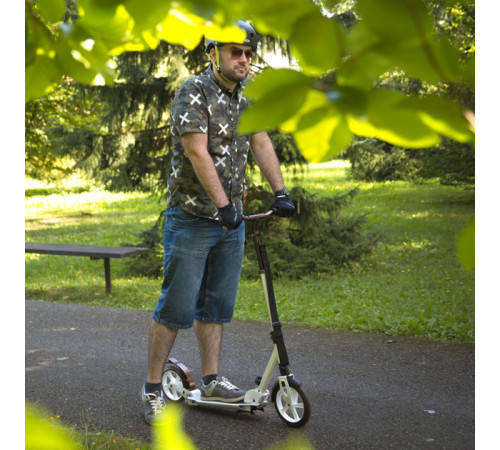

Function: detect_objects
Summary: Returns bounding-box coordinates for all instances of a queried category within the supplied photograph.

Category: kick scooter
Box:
[161,210,311,427]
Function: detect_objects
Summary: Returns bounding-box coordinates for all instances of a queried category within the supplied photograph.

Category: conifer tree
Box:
[26,32,303,191]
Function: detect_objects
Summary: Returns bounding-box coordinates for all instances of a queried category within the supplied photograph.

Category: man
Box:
[141,20,295,425]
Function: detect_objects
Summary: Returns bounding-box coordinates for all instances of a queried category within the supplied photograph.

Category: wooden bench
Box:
[25,242,150,296]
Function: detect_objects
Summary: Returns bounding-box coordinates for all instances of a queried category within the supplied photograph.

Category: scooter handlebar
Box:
[242,209,275,221]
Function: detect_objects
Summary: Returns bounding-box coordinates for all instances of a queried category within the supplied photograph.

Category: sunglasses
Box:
[224,48,254,60]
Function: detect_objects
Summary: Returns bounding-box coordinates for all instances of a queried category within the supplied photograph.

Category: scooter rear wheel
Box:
[162,365,189,402]
[272,381,311,427]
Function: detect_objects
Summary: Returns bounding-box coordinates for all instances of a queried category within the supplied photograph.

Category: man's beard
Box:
[221,63,249,83]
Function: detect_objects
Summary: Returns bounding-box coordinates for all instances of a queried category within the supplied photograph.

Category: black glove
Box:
[270,187,295,218]
[217,203,243,229]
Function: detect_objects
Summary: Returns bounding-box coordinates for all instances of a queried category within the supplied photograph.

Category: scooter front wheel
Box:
[272,381,311,427]
[162,365,189,402]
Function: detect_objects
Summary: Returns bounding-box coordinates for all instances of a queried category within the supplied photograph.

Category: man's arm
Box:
[250,131,295,218]
[250,131,285,192]
[181,132,228,208]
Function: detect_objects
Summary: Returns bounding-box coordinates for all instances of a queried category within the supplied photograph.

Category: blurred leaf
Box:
[347,90,441,148]
[355,0,461,83]
[327,86,368,116]
[457,216,474,271]
[78,1,141,54]
[156,1,247,48]
[25,55,61,102]
[153,403,196,450]
[374,36,461,82]
[244,0,318,38]
[400,96,475,143]
[36,0,67,24]
[203,23,246,44]
[244,68,312,100]
[25,404,79,450]
[280,89,330,133]
[290,12,344,75]
[59,21,117,84]
[124,0,171,34]
[357,0,434,42]
[432,38,462,81]
[338,23,394,88]
[463,53,475,86]
[239,69,312,132]
[53,37,96,85]
[264,431,315,449]
[293,107,352,162]
[156,7,205,50]
[86,0,123,8]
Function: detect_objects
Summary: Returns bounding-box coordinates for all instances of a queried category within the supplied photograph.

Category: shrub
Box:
[242,186,382,278]
[346,137,474,185]
[121,212,165,278]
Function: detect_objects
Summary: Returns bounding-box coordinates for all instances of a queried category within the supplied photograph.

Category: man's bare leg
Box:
[194,320,222,377]
[147,319,178,383]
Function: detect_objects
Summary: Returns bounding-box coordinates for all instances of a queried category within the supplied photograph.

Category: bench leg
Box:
[104,258,111,295]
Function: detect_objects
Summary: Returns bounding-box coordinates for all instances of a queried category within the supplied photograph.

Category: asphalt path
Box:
[25,300,474,449]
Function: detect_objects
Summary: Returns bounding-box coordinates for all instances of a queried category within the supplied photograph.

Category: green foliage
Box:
[240,0,474,160]
[418,138,475,185]
[121,211,165,277]
[25,80,103,180]
[25,0,475,262]
[26,403,79,450]
[25,163,475,341]
[346,136,474,184]
[26,400,313,449]
[153,404,196,449]
[242,186,382,278]
[346,138,423,182]
[26,0,475,161]
[25,37,304,192]
[457,216,474,271]
[239,68,313,133]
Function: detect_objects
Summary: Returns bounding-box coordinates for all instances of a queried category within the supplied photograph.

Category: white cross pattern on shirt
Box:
[208,105,212,116]
[171,166,179,178]
[189,93,202,105]
[220,145,230,155]
[194,78,203,84]
[179,112,190,125]
[215,156,226,168]
[199,126,208,133]
[184,195,197,206]
[218,123,228,135]
[216,92,226,105]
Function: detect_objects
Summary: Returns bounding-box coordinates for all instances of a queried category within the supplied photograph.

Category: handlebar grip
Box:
[242,210,275,221]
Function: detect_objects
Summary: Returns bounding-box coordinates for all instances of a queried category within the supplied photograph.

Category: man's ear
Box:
[209,48,216,64]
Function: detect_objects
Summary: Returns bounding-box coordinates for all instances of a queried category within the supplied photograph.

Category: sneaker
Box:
[141,383,166,425]
[200,376,246,403]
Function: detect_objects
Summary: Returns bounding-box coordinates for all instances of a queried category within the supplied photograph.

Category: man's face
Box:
[217,44,253,83]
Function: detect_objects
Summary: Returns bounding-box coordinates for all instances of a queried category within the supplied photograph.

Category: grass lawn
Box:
[25,162,475,342]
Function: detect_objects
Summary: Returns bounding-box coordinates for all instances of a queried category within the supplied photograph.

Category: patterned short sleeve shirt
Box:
[166,65,252,220]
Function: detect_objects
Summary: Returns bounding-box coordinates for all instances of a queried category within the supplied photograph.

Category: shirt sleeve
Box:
[170,78,208,138]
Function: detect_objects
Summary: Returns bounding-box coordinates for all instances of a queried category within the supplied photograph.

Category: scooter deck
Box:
[185,389,268,413]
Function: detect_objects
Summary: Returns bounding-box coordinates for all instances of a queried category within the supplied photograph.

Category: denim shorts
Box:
[153,207,245,329]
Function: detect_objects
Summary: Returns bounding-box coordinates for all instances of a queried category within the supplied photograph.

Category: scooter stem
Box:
[250,222,291,376]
